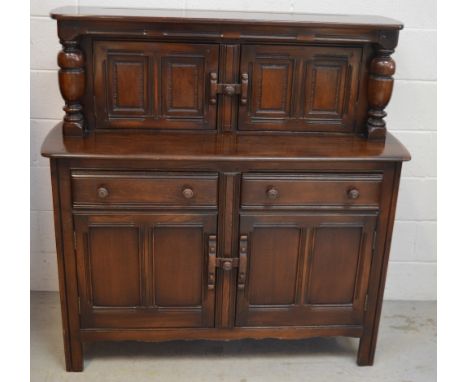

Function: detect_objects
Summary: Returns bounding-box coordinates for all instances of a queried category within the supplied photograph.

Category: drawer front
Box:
[72,171,218,208]
[241,173,382,207]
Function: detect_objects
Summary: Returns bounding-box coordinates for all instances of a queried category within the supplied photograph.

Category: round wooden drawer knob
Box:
[347,188,360,200]
[266,187,279,200]
[182,187,194,199]
[97,186,109,199]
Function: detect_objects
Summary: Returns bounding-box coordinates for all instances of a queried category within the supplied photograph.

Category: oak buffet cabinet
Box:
[41,7,410,371]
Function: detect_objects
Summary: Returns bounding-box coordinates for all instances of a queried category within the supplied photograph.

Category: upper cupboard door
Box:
[239,45,363,132]
[94,41,218,130]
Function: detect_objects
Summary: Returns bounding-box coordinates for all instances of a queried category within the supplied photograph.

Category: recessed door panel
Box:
[303,59,349,118]
[161,57,205,117]
[251,60,294,118]
[108,56,149,114]
[153,226,204,307]
[306,226,363,305]
[88,225,142,307]
[248,227,300,306]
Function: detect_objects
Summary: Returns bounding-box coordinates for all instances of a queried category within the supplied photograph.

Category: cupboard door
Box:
[235,213,376,327]
[238,45,362,132]
[94,41,218,130]
[74,213,217,328]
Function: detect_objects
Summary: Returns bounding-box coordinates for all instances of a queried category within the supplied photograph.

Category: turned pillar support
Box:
[366,48,396,140]
[58,40,86,136]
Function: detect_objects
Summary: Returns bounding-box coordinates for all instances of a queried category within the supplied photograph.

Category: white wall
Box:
[30,0,437,300]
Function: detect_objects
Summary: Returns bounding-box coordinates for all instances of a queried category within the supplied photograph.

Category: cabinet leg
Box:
[64,336,84,372]
[357,329,378,366]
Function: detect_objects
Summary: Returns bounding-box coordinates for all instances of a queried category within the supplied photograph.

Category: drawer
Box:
[241,173,382,207]
[71,171,218,208]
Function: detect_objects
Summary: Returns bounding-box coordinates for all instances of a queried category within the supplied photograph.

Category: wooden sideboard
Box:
[41,7,410,371]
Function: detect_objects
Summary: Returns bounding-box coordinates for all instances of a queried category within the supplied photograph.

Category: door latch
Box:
[209,73,248,105]
[216,257,239,271]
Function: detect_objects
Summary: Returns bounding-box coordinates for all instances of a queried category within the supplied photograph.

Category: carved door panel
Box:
[235,213,376,327]
[94,41,218,130]
[74,213,217,328]
[238,45,362,132]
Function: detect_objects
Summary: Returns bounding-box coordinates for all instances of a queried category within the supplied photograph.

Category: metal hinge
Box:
[364,294,369,311]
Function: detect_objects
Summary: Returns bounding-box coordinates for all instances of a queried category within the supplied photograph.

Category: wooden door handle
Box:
[207,235,217,290]
[238,235,248,289]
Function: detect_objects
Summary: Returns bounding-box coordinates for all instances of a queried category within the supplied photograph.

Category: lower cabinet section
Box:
[52,165,404,370]
[73,210,377,330]
[73,213,217,328]
[236,213,377,327]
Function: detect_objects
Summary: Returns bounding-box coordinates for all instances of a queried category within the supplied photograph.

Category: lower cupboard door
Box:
[73,213,217,328]
[235,213,377,327]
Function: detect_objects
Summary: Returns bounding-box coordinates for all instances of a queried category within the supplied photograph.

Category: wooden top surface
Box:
[51,6,402,29]
[41,124,410,162]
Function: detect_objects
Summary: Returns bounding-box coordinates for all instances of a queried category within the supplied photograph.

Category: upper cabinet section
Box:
[94,42,218,130]
[52,7,402,140]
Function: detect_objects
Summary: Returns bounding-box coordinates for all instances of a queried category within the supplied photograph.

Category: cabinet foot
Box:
[65,340,84,372]
[357,334,376,366]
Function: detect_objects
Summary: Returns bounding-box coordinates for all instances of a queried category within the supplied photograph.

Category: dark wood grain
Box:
[239,45,362,132]
[366,48,397,139]
[235,213,376,327]
[51,6,401,139]
[51,7,403,29]
[241,173,382,207]
[74,213,217,329]
[44,7,409,371]
[357,162,403,365]
[42,124,410,162]
[80,325,364,342]
[70,170,218,208]
[58,40,85,136]
[94,41,218,130]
